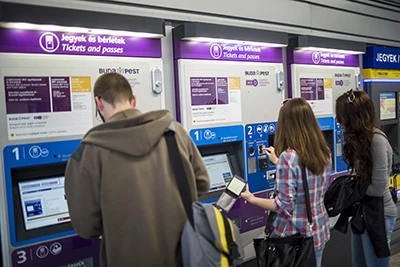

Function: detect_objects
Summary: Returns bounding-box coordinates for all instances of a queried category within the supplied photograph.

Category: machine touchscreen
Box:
[380,92,397,120]
[203,153,234,192]
[18,177,70,230]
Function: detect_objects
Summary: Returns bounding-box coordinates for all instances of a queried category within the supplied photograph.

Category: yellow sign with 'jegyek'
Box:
[363,69,400,79]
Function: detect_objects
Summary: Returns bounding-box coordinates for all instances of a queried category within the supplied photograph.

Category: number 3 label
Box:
[16,250,27,264]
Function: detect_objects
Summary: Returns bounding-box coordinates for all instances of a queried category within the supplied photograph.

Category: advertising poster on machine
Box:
[0,28,163,141]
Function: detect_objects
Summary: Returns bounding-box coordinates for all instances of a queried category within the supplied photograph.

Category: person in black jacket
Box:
[336,89,397,267]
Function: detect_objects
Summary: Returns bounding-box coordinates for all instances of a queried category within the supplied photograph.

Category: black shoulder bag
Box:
[253,167,316,267]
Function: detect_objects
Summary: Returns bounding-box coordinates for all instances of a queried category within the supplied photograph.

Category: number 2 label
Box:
[247,126,253,135]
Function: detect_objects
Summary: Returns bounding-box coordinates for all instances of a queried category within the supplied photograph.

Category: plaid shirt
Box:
[270,149,331,250]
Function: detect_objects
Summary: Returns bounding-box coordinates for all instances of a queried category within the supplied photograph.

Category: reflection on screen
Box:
[227,178,246,196]
[203,154,233,192]
[19,177,70,230]
[380,92,397,120]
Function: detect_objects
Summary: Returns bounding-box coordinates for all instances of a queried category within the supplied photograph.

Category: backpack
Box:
[164,126,244,267]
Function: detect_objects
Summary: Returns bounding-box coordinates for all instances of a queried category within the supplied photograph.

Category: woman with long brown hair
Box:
[336,89,396,267]
[241,98,332,267]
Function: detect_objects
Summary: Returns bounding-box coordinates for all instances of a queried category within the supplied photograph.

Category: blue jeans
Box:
[352,215,396,267]
[315,245,325,267]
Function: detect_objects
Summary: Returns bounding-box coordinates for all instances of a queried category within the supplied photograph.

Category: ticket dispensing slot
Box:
[198,142,244,202]
[11,162,72,242]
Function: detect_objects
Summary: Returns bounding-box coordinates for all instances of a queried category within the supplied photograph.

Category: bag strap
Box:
[373,131,398,175]
[301,167,314,234]
[164,129,195,227]
[265,166,313,235]
[221,215,240,265]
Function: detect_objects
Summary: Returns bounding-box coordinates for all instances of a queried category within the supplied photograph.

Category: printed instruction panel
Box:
[292,65,358,116]
[5,76,93,139]
[190,76,242,125]
[1,55,164,140]
[179,60,284,128]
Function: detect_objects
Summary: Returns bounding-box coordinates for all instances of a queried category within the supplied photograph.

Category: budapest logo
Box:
[246,79,258,87]
[99,67,139,74]
[335,80,344,86]
[312,51,321,65]
[39,32,60,53]
[210,43,222,59]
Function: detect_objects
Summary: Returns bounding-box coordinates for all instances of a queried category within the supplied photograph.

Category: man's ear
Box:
[95,96,104,110]
[131,95,137,108]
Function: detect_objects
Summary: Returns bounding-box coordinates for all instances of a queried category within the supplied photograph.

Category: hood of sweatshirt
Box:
[82,109,174,157]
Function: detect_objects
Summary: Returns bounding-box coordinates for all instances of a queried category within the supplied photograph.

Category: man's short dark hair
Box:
[94,73,133,106]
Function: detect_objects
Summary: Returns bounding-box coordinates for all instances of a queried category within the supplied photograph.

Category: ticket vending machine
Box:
[363,45,400,246]
[288,36,366,267]
[288,36,366,176]
[173,22,288,260]
[0,3,165,266]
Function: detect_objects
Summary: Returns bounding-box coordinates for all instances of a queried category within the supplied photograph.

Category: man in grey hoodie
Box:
[65,73,210,267]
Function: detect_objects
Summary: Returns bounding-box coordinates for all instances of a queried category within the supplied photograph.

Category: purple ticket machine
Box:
[173,22,288,261]
[0,3,165,266]
[288,35,366,267]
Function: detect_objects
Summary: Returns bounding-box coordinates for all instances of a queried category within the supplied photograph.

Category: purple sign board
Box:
[11,236,100,267]
[288,49,360,67]
[0,28,161,58]
[300,78,317,100]
[317,78,325,100]
[216,78,229,105]
[175,40,283,63]
[190,77,217,105]
[5,77,51,114]
[51,77,72,112]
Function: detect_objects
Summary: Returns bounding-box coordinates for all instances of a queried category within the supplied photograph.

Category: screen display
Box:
[227,177,246,196]
[19,177,70,230]
[380,92,397,120]
[203,154,233,192]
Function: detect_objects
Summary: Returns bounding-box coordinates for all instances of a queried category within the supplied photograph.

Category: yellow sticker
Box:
[324,78,333,88]
[228,77,241,90]
[71,77,91,92]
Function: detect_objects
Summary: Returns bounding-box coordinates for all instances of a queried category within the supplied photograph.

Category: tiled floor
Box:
[242,253,400,267]
[391,253,400,267]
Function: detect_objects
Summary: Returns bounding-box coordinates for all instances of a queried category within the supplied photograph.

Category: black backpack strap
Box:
[164,126,195,227]
[221,215,240,265]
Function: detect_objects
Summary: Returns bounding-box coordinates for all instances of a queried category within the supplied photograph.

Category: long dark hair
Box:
[275,98,331,175]
[336,90,377,185]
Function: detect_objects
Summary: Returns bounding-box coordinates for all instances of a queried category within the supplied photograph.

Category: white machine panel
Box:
[0,54,164,141]
[178,60,285,131]
[291,65,360,117]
